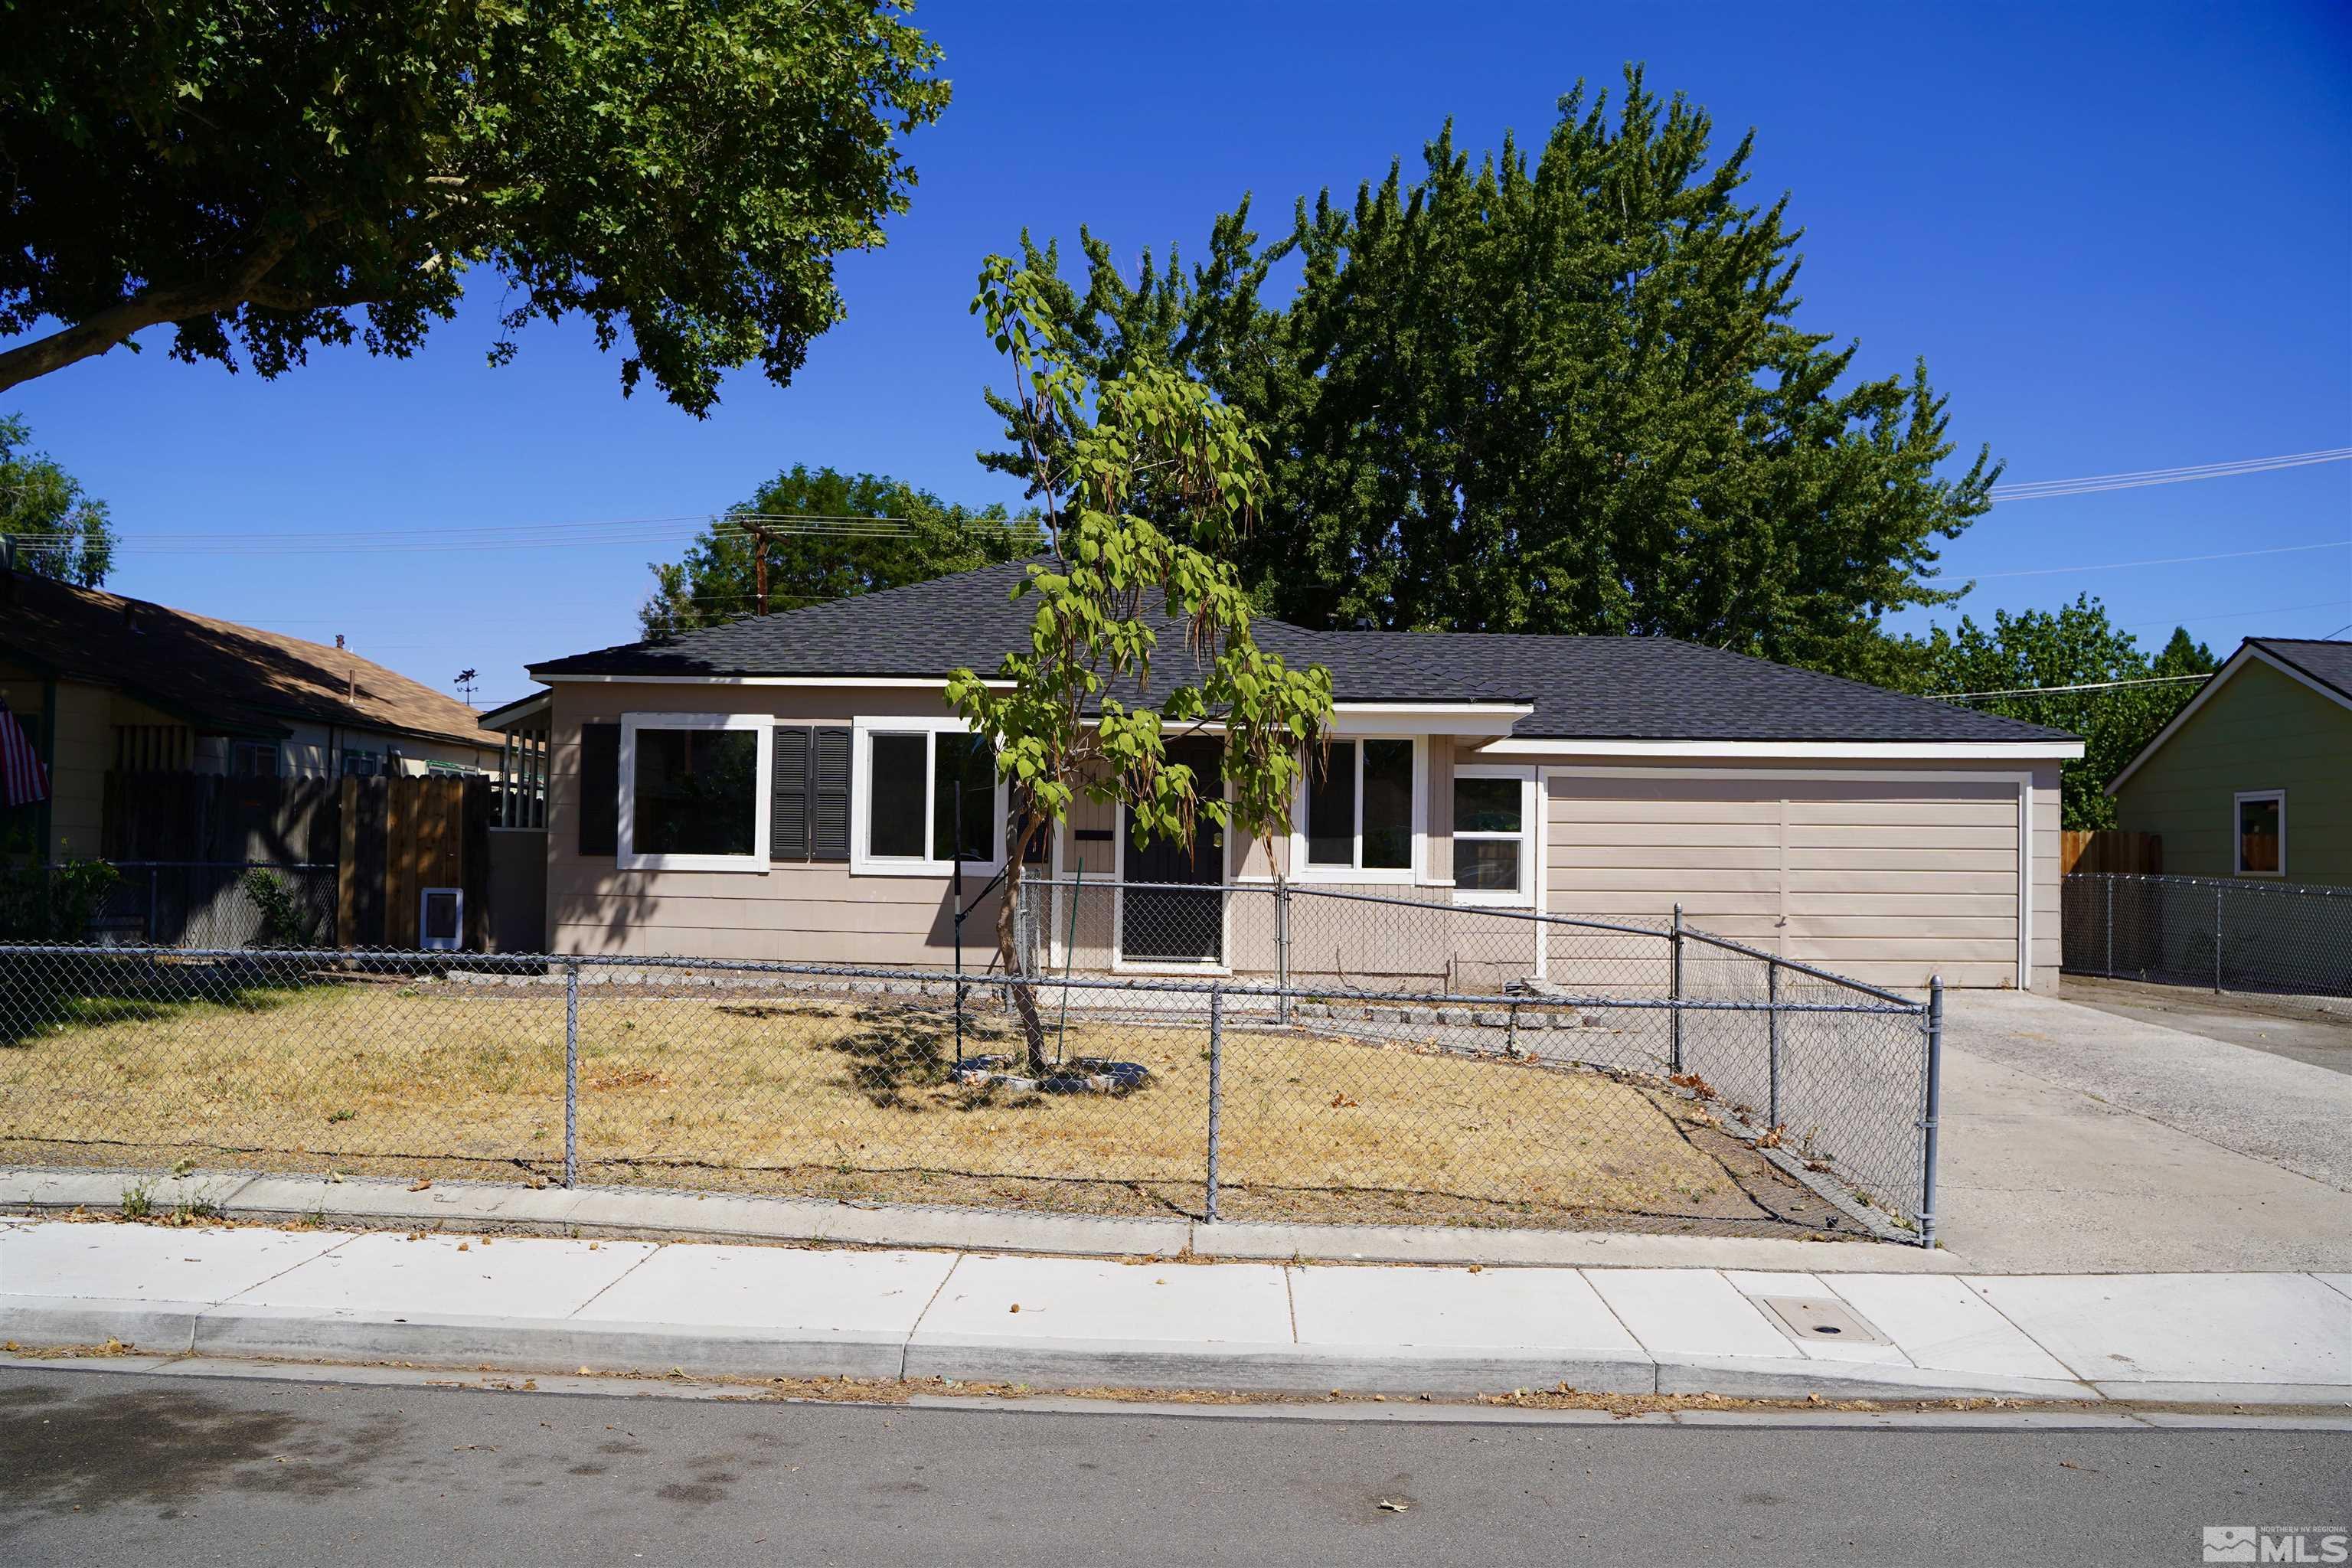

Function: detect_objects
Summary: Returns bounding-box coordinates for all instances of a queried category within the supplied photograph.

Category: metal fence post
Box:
[2214,884,2223,995]
[1669,903,1684,1073]
[1766,958,1781,1131]
[1204,986,1223,1223]
[2105,875,2114,979]
[1275,877,1291,1026]
[1919,975,1943,1250]
[563,958,580,1189]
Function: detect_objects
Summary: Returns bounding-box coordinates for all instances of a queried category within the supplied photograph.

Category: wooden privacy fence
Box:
[2060,830,2160,877]
[338,776,491,949]
[103,772,340,864]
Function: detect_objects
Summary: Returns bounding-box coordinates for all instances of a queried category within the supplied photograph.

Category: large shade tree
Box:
[984,67,1994,681]
[0,0,949,411]
[639,466,1039,638]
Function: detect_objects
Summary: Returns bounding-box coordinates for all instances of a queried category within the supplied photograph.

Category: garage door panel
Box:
[1784,824,2018,851]
[1545,773,2022,988]
[1549,867,1782,894]
[1785,868,2017,895]
[1551,844,1782,871]
[1784,799,2016,828]
[1786,846,2017,873]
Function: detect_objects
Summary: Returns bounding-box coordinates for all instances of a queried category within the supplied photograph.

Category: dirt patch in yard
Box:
[0,972,1866,1238]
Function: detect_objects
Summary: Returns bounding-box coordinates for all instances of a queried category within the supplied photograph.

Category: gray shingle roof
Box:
[532,558,2071,744]
[2250,638,2352,703]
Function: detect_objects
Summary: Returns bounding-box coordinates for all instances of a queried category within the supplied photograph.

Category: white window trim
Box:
[616,711,773,873]
[2233,788,2286,878]
[1289,735,1426,884]
[1449,763,1537,908]
[849,715,1007,878]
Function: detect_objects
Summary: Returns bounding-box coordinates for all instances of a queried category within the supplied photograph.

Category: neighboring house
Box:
[0,564,503,865]
[2107,638,2352,887]
[494,559,2080,990]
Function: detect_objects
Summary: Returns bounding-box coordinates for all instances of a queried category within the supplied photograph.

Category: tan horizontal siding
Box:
[1545,769,2027,988]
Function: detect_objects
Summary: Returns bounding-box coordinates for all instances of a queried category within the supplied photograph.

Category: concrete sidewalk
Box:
[5,1217,2347,1406]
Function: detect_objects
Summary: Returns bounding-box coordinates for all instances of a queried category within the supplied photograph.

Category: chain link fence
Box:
[88,862,338,949]
[0,914,1942,1246]
[2062,873,2352,998]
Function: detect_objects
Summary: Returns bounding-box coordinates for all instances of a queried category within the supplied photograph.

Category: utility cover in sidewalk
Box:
[1756,1296,1892,1348]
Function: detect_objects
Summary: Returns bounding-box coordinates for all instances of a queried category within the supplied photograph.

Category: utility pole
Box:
[748,521,771,616]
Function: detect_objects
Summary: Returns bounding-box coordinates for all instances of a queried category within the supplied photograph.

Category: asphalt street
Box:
[3,1367,2346,1566]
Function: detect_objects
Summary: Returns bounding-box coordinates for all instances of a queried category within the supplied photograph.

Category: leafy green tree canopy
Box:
[0,0,950,411]
[1914,595,2217,828]
[985,67,1993,678]
[950,255,1334,1070]
[0,413,113,586]
[640,466,1040,639]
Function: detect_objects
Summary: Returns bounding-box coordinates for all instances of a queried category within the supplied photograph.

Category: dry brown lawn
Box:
[0,973,1845,1233]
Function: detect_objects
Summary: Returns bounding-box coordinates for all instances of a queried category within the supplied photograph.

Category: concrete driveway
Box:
[1932,989,2352,1273]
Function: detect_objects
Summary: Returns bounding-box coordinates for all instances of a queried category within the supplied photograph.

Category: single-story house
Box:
[2108,637,2350,886]
[0,564,504,865]
[492,559,2079,991]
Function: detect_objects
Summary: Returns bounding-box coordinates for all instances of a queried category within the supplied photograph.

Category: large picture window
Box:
[852,720,1005,875]
[1452,766,1536,906]
[616,713,773,872]
[1301,737,1419,877]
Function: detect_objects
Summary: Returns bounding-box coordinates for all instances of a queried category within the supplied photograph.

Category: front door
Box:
[1122,738,1223,963]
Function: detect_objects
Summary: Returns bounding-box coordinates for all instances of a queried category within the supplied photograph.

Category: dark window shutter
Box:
[771,727,810,861]
[811,727,851,861]
[578,723,619,857]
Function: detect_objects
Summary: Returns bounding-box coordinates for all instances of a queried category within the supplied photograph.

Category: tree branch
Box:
[0,221,321,394]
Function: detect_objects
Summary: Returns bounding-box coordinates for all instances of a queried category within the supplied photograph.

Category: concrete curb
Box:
[0,1168,1961,1272]
[0,1294,2115,1401]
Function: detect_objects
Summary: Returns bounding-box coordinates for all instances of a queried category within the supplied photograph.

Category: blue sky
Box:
[10,2,2350,710]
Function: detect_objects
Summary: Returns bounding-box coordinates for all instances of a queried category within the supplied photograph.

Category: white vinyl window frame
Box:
[2233,788,2286,878]
[1449,763,1537,908]
[1289,734,1426,884]
[849,715,1008,878]
[616,711,773,873]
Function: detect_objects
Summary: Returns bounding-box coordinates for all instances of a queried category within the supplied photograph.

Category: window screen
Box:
[632,728,758,856]
[1306,740,1357,866]
[933,731,995,863]
[867,733,926,858]
[1361,739,1414,870]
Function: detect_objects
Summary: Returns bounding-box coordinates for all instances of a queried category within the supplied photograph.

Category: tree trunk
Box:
[995,833,1052,1076]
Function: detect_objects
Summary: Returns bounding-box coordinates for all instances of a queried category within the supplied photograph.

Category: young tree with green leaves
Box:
[1913,596,2217,828]
[0,414,114,586]
[0,0,949,411]
[949,256,1334,1073]
[983,67,1993,679]
[639,466,1038,639]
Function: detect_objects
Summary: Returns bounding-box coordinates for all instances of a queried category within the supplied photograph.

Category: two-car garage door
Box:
[1545,773,2027,990]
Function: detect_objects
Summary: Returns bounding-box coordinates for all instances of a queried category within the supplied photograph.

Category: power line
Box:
[1930,673,2211,701]
[1989,446,2352,501]
[1961,540,2350,580]
[2122,598,2350,629]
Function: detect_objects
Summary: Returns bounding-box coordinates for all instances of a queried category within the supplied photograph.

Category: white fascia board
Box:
[1328,702,1532,737]
[476,691,550,731]
[2105,642,2349,795]
[1473,737,2084,761]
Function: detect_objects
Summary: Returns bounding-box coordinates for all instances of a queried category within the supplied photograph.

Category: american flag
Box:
[0,695,47,808]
